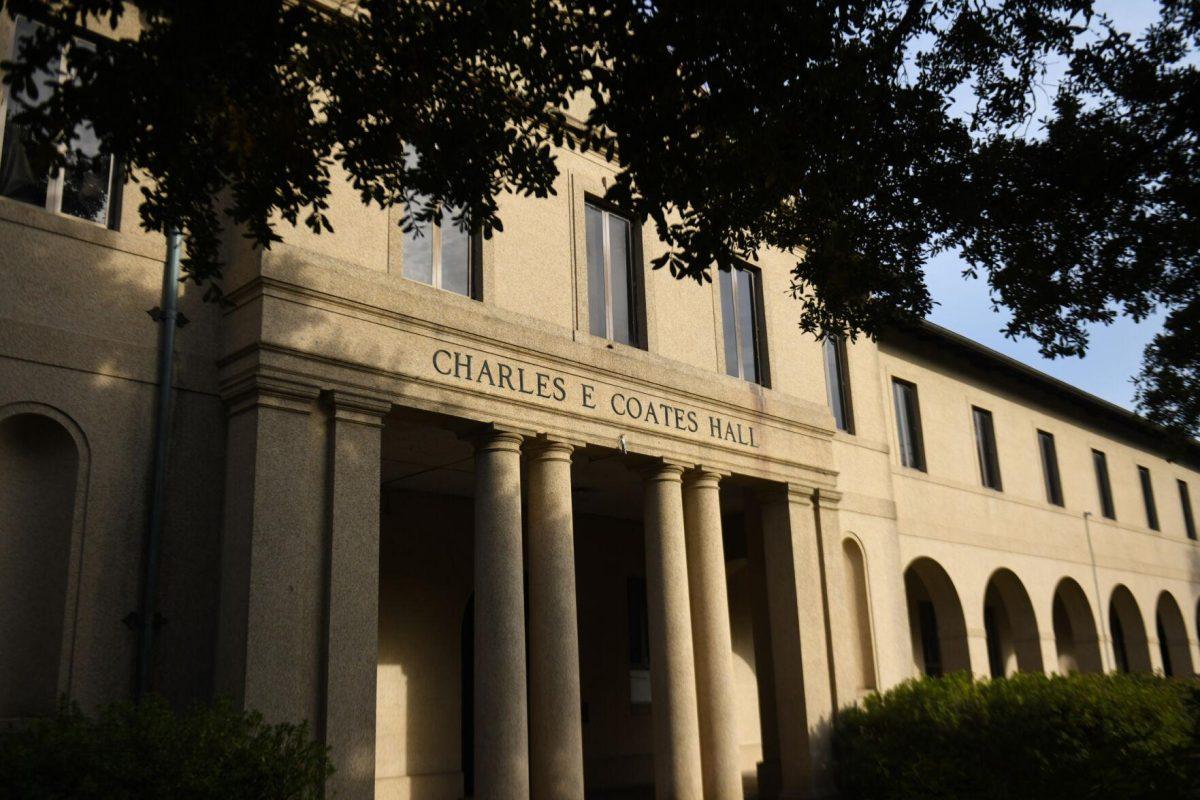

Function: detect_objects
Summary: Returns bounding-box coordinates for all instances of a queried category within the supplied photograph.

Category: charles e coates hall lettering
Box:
[431,348,759,448]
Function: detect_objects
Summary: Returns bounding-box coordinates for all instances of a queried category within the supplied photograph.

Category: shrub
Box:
[834,672,1200,800]
[0,696,332,800]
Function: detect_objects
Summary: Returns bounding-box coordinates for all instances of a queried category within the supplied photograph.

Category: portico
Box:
[213,254,844,800]
[373,413,837,800]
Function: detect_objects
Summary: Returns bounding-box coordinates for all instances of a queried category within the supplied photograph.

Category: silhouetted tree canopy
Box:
[2,1,1197,437]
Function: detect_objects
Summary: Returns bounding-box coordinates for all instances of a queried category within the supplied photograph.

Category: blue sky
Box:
[925,0,1165,411]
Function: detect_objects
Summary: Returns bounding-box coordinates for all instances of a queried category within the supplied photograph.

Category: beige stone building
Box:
[2,12,1199,800]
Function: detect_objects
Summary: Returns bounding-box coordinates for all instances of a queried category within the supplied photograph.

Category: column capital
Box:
[757,482,818,508]
[682,466,729,490]
[636,458,689,482]
[469,425,525,453]
[327,390,391,428]
[524,434,582,462]
[222,374,321,418]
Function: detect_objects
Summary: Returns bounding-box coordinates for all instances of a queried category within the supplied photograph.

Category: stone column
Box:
[216,378,328,726]
[473,429,530,800]
[217,380,388,800]
[682,468,743,800]
[324,392,389,800]
[642,461,704,800]
[966,628,993,680]
[526,438,585,800]
[1039,634,1061,675]
[758,485,835,800]
[1147,626,1166,675]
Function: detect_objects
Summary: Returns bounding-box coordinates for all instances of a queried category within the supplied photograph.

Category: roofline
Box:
[879,320,1200,468]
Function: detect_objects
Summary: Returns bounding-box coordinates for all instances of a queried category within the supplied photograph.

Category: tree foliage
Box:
[1,0,1197,435]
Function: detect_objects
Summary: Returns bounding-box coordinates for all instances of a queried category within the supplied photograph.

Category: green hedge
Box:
[834,672,1200,800]
[0,697,332,800]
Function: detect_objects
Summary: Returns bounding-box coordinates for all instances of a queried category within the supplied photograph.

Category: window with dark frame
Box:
[917,600,942,677]
[1180,480,1197,541]
[719,263,767,385]
[1093,449,1116,520]
[983,605,1004,678]
[972,407,1002,491]
[585,201,639,346]
[892,378,926,471]
[823,336,854,433]
[1110,604,1130,673]
[1038,430,1064,506]
[0,17,119,227]
[626,576,650,705]
[1137,466,1159,531]
[401,201,478,298]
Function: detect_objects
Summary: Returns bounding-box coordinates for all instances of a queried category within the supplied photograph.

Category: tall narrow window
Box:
[0,18,118,226]
[1137,466,1159,531]
[972,407,1002,491]
[1180,480,1197,541]
[585,202,638,345]
[823,336,854,433]
[402,201,476,297]
[719,264,767,385]
[1093,450,1115,520]
[892,379,926,471]
[1038,430,1064,506]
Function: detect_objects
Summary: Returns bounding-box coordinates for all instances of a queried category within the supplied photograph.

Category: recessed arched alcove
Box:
[982,568,1043,677]
[1051,578,1103,674]
[1109,585,1152,673]
[841,536,877,693]
[0,410,82,717]
[1155,592,1194,678]
[904,557,971,677]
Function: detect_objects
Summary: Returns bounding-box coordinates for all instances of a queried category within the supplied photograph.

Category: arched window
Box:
[0,412,81,717]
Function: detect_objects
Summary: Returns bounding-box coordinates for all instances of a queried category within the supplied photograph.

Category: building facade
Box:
[2,13,1200,800]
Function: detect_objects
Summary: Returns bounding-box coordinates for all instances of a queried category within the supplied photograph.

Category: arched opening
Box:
[1051,578,1103,674]
[904,557,970,677]
[0,412,80,718]
[841,537,877,693]
[1155,592,1193,678]
[1109,585,1152,673]
[982,568,1043,677]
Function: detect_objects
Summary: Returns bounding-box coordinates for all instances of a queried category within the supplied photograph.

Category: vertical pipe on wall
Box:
[1082,511,1110,673]
[135,229,182,700]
